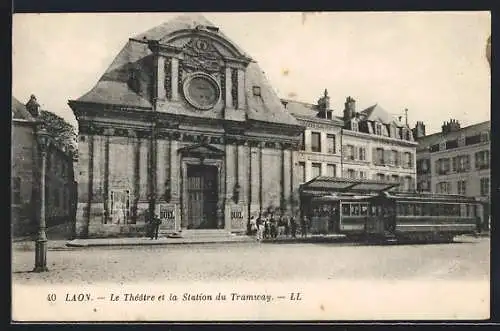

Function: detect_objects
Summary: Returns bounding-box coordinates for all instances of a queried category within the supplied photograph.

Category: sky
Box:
[12,12,490,134]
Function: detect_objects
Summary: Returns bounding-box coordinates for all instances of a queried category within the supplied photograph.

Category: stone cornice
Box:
[342,128,418,147]
[78,121,301,150]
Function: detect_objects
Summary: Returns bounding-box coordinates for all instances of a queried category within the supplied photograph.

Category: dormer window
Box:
[439,140,446,151]
[252,86,261,96]
[351,119,358,132]
[480,131,490,142]
[390,125,397,138]
[375,122,382,135]
[458,134,465,147]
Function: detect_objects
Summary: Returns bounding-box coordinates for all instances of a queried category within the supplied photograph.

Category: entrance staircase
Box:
[159,229,251,242]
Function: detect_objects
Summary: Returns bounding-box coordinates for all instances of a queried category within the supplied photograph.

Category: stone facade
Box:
[11,96,76,236]
[284,93,417,194]
[415,120,490,227]
[69,14,303,238]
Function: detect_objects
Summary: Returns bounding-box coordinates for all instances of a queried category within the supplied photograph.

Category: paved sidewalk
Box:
[66,235,255,247]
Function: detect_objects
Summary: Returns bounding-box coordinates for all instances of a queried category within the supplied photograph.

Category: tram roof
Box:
[381,191,480,203]
[301,176,399,193]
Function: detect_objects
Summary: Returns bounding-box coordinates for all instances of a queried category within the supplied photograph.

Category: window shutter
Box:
[343,145,347,160]
[353,146,358,160]
[452,157,457,172]
[409,153,414,168]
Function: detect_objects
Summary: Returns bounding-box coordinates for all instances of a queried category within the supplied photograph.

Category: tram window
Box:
[451,205,460,216]
[430,204,437,216]
[361,204,368,216]
[342,204,350,216]
[460,204,467,217]
[371,205,377,216]
[377,206,383,216]
[351,204,360,216]
[414,204,422,216]
[422,204,430,216]
[408,204,415,216]
[397,203,403,215]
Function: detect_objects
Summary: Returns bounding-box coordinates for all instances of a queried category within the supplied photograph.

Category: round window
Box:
[183,73,221,110]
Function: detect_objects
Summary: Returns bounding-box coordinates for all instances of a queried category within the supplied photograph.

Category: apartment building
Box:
[415,119,490,224]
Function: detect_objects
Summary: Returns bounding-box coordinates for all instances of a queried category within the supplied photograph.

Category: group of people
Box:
[249,213,310,241]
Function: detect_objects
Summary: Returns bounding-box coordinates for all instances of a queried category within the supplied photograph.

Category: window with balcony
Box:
[480,177,490,196]
[359,171,366,179]
[326,164,336,177]
[436,158,451,175]
[347,169,356,179]
[457,180,467,195]
[436,181,451,194]
[376,173,385,181]
[457,155,470,172]
[327,134,336,154]
[345,145,355,160]
[358,147,366,161]
[375,123,382,135]
[311,132,321,152]
[311,163,322,178]
[475,150,490,170]
[374,148,384,165]
[403,152,413,169]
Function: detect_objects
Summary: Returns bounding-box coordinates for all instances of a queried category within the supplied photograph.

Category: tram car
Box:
[301,177,481,243]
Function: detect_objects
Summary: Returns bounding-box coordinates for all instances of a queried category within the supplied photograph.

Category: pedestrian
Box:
[151,214,162,240]
[284,215,290,237]
[256,213,264,242]
[290,215,297,238]
[270,213,278,239]
[249,216,257,235]
[301,215,308,238]
[263,214,270,239]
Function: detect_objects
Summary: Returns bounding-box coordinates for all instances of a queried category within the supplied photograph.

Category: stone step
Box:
[160,229,237,239]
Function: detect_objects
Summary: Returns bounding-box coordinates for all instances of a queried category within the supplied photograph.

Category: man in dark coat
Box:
[150,214,162,240]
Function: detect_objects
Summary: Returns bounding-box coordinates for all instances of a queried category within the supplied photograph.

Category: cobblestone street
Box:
[12,236,489,284]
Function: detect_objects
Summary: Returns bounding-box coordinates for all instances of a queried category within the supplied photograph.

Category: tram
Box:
[300,177,481,243]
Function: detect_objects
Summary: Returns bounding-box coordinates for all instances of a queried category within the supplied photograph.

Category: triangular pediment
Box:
[178,143,225,158]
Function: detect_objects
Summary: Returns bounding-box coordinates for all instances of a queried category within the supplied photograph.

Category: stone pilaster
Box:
[156,55,166,101]
[225,66,233,109]
[237,68,245,110]
[171,58,179,101]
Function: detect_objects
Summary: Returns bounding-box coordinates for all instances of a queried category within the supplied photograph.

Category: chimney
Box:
[25,94,40,117]
[442,119,461,134]
[412,121,426,139]
[343,96,356,122]
[316,89,331,119]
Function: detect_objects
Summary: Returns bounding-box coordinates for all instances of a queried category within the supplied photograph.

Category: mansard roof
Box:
[416,120,490,149]
[72,14,298,127]
[12,96,36,121]
[282,99,344,125]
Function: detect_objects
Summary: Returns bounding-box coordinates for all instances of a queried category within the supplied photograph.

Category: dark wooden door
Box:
[187,165,218,229]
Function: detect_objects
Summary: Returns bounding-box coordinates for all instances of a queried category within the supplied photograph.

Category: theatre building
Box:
[69,14,303,238]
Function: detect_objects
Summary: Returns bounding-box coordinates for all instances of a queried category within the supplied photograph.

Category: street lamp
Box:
[33,127,51,272]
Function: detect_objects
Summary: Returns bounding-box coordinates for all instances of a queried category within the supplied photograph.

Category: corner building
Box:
[69,15,303,238]
[415,119,490,228]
